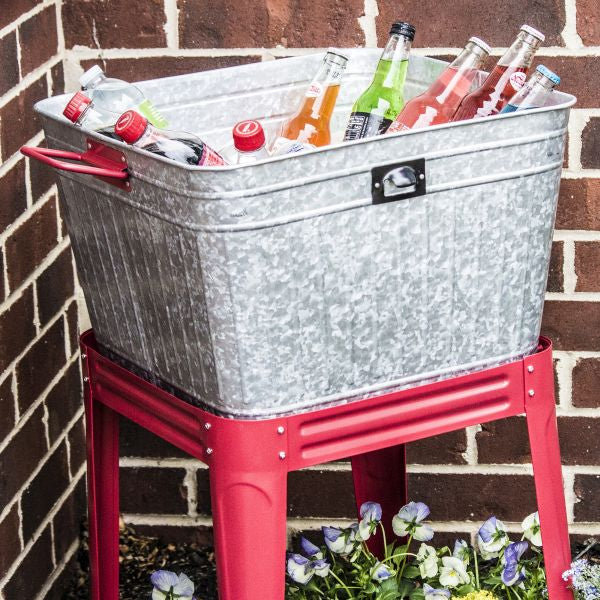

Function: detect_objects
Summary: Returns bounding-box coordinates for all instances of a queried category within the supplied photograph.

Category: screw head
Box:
[83,376,90,383]
[204,423,212,430]
[279,451,286,460]
[374,182,381,189]
[206,447,213,455]
[528,389,535,397]
[81,353,87,359]
[527,365,534,373]
[277,426,285,435]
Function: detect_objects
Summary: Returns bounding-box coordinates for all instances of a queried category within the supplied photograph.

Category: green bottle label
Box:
[137,99,168,128]
[344,112,392,140]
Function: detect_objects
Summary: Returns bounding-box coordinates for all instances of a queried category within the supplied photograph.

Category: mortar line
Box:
[563,239,577,293]
[0,0,57,38]
[32,538,80,600]
[562,0,584,49]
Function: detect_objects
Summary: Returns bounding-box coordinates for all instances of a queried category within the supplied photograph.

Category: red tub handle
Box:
[21,145,129,180]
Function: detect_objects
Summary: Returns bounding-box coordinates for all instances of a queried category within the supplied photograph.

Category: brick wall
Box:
[0,1,86,599]
[2,1,599,596]
[60,0,600,545]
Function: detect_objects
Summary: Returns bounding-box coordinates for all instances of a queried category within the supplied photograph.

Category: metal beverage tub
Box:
[34,49,575,417]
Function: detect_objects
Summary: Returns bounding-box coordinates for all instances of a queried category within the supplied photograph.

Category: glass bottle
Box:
[501,64,560,113]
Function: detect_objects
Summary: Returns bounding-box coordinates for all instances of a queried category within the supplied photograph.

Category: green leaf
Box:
[402,565,420,579]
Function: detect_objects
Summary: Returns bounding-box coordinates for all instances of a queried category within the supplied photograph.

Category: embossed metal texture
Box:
[37,50,576,417]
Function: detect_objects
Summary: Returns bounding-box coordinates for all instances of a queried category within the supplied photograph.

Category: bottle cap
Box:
[232,120,266,152]
[63,91,91,123]
[520,25,545,42]
[468,37,491,54]
[325,48,349,62]
[115,110,148,144]
[536,64,561,85]
[79,65,104,89]
[390,22,416,41]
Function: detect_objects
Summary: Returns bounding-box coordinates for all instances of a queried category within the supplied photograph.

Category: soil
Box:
[64,522,218,599]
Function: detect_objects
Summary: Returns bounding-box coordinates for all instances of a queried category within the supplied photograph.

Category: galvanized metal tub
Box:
[35,49,575,418]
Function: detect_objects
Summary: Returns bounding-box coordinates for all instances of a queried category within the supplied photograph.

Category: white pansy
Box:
[438,556,470,588]
[416,543,439,579]
[521,512,542,547]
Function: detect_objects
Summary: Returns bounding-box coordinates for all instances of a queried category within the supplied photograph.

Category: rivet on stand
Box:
[279,451,286,460]
[277,426,285,435]
[527,365,535,373]
[206,447,213,455]
[204,423,212,430]
[528,389,535,397]
[83,376,89,382]
[81,353,87,359]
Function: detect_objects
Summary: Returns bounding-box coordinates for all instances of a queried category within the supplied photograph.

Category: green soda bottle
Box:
[344,22,415,140]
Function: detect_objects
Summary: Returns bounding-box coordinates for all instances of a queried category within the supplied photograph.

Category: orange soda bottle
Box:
[387,37,491,132]
[271,49,348,155]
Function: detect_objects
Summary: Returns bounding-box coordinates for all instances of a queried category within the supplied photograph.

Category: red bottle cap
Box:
[115,110,148,144]
[232,120,265,152]
[63,92,91,123]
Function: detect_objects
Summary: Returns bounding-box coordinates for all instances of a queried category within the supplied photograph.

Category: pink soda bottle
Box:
[452,25,545,121]
[387,37,490,132]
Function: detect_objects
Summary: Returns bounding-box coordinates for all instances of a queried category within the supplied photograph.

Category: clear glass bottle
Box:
[63,91,121,139]
[115,110,227,166]
[388,37,490,132]
[501,65,560,113]
[80,65,168,128]
[452,25,545,120]
[344,22,416,140]
[271,49,348,155]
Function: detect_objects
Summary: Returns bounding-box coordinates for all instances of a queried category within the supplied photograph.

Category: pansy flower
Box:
[322,526,355,555]
[151,571,194,600]
[501,541,528,586]
[392,502,434,541]
[358,501,382,541]
[371,561,394,582]
[423,583,451,599]
[439,556,470,588]
[286,553,314,585]
[477,517,508,560]
[417,543,439,579]
[521,512,542,547]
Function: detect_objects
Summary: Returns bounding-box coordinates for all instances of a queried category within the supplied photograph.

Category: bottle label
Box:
[271,137,316,156]
[509,72,527,91]
[387,120,410,134]
[306,82,323,98]
[137,99,169,129]
[200,145,227,166]
[344,112,392,141]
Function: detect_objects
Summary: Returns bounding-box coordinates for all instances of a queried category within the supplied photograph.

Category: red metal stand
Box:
[80,331,572,600]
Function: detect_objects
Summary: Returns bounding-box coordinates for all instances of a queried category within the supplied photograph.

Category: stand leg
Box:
[209,463,288,600]
[85,384,120,600]
[351,445,408,557]
[525,365,572,600]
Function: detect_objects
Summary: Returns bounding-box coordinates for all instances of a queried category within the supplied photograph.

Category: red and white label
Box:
[200,146,227,166]
[233,120,261,137]
[509,72,527,90]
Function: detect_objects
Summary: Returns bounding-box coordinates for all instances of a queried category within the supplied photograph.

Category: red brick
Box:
[0,32,19,96]
[572,358,600,408]
[581,118,600,169]
[0,159,27,233]
[178,0,365,48]
[288,469,355,518]
[36,246,74,326]
[21,441,69,542]
[80,55,262,84]
[0,287,36,372]
[50,61,65,95]
[120,417,187,459]
[408,430,467,464]
[0,0,37,30]
[3,525,53,598]
[16,317,66,413]
[120,467,188,514]
[5,196,58,292]
[577,0,600,45]
[66,300,79,356]
[46,553,79,600]
[0,250,4,303]
[28,151,58,202]
[409,473,537,521]
[541,301,600,351]
[63,0,167,49]
[376,0,564,47]
[0,503,21,579]
[477,416,600,465]
[547,241,563,293]
[556,179,600,230]
[0,375,15,442]
[0,75,48,159]
[19,6,59,76]
[53,478,86,562]
[46,361,82,445]
[0,404,47,507]
[575,242,600,292]
[67,416,86,474]
[574,474,600,521]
